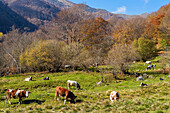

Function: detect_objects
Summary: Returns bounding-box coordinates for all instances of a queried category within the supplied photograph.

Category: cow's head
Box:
[77,83,81,90]
[72,95,77,103]
[115,92,120,100]
[26,91,31,97]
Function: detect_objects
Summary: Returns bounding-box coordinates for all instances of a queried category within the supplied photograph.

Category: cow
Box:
[140,82,148,87]
[54,86,77,104]
[136,76,144,81]
[145,61,151,65]
[146,65,156,70]
[110,91,119,102]
[65,65,72,69]
[43,76,49,80]
[6,89,31,105]
[159,78,164,80]
[24,76,32,81]
[67,80,81,90]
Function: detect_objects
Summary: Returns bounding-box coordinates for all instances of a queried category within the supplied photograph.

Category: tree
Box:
[81,17,113,64]
[112,17,147,45]
[159,52,170,73]
[19,40,64,72]
[137,37,157,60]
[52,4,91,44]
[1,28,33,73]
[107,44,140,74]
[62,42,93,70]
[81,17,109,48]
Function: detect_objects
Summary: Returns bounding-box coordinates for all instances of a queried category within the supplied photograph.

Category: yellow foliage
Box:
[0,32,3,37]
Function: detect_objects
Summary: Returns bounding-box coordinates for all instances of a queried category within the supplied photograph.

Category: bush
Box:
[19,40,65,72]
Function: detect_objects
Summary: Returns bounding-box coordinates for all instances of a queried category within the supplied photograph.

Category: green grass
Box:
[0,62,170,112]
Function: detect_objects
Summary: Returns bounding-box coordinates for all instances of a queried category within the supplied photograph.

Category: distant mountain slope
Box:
[0,1,37,33]
[1,0,61,26]
[0,0,148,28]
[45,0,75,8]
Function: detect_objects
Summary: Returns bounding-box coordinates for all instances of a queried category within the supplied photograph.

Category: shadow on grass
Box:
[12,99,45,105]
[76,99,83,103]
[59,99,83,104]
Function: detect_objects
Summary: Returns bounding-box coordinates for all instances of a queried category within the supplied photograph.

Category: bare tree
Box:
[2,28,33,73]
[107,44,140,74]
[159,52,170,73]
[52,4,92,44]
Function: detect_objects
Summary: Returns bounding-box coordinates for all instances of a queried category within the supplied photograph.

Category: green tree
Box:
[135,37,157,60]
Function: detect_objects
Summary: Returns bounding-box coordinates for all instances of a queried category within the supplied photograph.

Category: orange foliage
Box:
[81,17,109,48]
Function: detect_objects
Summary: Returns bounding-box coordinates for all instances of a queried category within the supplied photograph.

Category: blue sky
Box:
[69,0,170,15]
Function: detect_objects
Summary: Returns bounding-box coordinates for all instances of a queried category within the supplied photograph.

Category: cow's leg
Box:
[18,98,22,105]
[75,83,78,90]
[8,100,11,105]
[7,97,11,105]
[6,94,11,104]
[54,92,56,100]
[64,94,68,104]
[68,83,70,90]
[56,92,59,101]
[64,98,67,104]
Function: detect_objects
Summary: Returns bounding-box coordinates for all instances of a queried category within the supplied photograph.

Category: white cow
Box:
[67,80,81,90]
[145,61,151,65]
[110,91,119,102]
[136,76,144,81]
[24,76,32,81]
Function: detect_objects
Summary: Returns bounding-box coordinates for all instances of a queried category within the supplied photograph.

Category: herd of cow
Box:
[5,61,156,105]
[6,79,119,105]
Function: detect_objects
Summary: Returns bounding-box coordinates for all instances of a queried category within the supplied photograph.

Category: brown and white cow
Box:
[6,89,31,105]
[110,91,119,102]
[54,86,77,104]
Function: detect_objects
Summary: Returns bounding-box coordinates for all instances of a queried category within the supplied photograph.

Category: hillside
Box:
[0,0,61,26]
[0,0,148,27]
[45,0,75,8]
[0,1,37,33]
[0,61,169,112]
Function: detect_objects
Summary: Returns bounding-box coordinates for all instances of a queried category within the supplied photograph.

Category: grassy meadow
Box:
[0,62,169,113]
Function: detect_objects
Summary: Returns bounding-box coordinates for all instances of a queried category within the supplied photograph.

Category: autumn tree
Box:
[107,44,140,74]
[112,17,147,45]
[81,17,113,64]
[143,3,170,49]
[52,4,92,44]
[19,40,64,72]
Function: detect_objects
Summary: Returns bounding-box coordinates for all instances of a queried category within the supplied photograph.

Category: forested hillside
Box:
[0,3,169,75]
[0,1,37,33]
[0,1,169,113]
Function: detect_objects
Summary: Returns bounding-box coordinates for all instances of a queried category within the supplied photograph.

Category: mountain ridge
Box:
[0,1,37,33]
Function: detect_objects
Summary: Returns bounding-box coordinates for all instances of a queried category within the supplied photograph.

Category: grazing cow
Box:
[145,61,151,65]
[159,78,164,80]
[67,80,81,90]
[146,65,156,70]
[140,82,148,87]
[55,86,77,104]
[24,76,32,81]
[136,76,144,81]
[110,91,119,102]
[65,65,72,69]
[43,77,49,80]
[6,89,30,104]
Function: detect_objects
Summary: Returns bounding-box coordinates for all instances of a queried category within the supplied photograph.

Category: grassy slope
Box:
[0,63,169,113]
